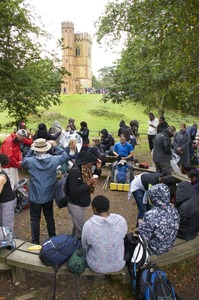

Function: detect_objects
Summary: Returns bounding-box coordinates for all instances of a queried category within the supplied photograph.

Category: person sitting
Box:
[139,183,180,256]
[64,138,79,169]
[176,181,199,241]
[88,138,106,165]
[100,129,114,153]
[188,169,199,194]
[81,195,127,273]
[128,173,176,225]
[111,134,134,182]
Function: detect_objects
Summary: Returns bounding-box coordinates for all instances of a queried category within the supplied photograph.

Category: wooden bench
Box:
[0,235,199,283]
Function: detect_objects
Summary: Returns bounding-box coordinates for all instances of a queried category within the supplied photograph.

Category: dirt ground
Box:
[0,168,199,300]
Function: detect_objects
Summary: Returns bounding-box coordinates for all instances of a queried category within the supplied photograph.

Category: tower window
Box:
[76,47,80,56]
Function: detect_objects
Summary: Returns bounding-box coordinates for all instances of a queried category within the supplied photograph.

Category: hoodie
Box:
[139,183,180,255]
[176,181,199,240]
[82,213,127,273]
[21,147,68,203]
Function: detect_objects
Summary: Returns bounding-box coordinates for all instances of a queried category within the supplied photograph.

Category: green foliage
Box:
[96,0,199,116]
[0,0,69,123]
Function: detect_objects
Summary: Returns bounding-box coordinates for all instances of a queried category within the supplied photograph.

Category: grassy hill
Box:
[0,94,198,139]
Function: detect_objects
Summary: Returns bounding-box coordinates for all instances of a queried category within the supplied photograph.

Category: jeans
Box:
[133,189,151,226]
[30,200,56,244]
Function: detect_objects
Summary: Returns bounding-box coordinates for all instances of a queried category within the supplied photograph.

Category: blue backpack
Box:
[39,234,80,300]
[115,163,130,183]
[39,234,80,270]
[55,172,69,209]
[138,263,179,300]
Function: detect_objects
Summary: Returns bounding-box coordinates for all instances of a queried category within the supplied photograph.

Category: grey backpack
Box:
[0,226,16,250]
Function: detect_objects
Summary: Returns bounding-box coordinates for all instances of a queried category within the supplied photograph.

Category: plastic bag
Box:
[170,152,181,174]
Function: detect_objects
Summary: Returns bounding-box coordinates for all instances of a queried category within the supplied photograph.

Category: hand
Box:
[48,140,57,148]
[96,159,102,169]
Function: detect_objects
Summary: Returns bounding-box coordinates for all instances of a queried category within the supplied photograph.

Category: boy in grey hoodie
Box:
[82,195,127,273]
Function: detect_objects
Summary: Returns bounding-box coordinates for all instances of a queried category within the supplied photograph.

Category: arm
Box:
[0,175,7,194]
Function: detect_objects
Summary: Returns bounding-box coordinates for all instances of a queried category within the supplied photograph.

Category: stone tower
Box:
[61,21,92,94]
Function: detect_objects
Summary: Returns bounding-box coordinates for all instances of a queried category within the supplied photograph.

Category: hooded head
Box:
[75,151,97,166]
[176,181,196,206]
[100,129,108,137]
[119,120,126,127]
[80,121,87,128]
[148,183,170,206]
[38,123,47,131]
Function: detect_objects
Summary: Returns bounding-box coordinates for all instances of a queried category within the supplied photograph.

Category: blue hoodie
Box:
[22,147,68,203]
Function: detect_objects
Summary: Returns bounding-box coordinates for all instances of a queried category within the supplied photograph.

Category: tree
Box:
[96,0,199,116]
[0,0,69,123]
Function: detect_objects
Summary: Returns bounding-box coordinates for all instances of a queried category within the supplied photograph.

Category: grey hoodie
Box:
[82,213,127,273]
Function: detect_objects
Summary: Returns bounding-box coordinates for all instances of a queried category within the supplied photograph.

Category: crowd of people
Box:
[0,115,199,275]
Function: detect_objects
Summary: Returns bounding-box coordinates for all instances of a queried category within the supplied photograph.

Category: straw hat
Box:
[31,138,51,152]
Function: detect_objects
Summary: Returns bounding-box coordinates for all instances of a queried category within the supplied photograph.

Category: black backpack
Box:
[55,172,69,209]
[124,233,150,295]
[138,263,180,300]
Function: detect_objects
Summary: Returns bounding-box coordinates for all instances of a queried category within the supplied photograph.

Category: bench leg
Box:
[0,262,11,271]
[11,266,25,283]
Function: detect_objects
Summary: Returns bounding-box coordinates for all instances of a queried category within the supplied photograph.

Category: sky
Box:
[26,0,121,77]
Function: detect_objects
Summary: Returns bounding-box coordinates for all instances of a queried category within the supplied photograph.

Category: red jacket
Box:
[0,133,22,168]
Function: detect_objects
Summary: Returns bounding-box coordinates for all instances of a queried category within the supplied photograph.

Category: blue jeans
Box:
[133,189,151,225]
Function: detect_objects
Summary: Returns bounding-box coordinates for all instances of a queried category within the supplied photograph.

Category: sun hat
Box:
[31,138,51,152]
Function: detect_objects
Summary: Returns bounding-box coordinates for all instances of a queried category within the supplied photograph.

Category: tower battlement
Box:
[75,33,92,44]
[61,21,74,29]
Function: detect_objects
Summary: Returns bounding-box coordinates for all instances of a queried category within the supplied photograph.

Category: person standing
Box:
[0,129,28,188]
[77,121,90,151]
[186,123,198,162]
[21,138,68,244]
[157,116,169,133]
[67,151,102,239]
[147,112,159,152]
[173,123,190,174]
[82,195,127,273]
[0,154,16,233]
[153,126,176,175]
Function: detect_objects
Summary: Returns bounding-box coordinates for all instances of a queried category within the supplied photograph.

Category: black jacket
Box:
[176,181,199,240]
[100,129,114,150]
[153,128,172,163]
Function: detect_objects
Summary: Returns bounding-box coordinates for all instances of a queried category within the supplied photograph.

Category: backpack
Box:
[124,233,150,295]
[39,234,80,300]
[0,226,16,250]
[67,245,86,275]
[115,163,130,184]
[138,263,179,300]
[14,178,30,213]
[55,172,69,209]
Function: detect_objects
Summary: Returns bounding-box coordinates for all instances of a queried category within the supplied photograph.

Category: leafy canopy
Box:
[95,0,199,116]
[0,0,69,125]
